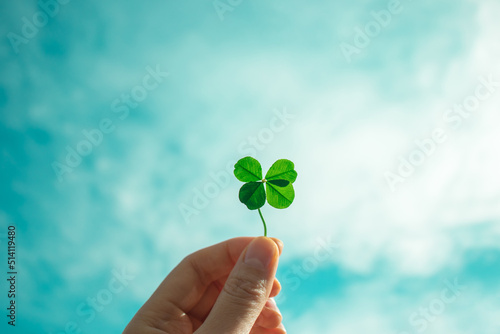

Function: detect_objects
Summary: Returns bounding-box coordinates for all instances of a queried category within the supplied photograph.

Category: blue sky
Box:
[1,0,500,333]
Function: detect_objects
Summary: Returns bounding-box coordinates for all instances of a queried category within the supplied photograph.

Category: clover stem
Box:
[258,208,267,237]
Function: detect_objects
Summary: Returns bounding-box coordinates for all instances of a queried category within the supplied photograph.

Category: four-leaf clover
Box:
[234,156,298,236]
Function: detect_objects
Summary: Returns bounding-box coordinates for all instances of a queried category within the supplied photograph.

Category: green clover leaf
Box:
[266,159,298,183]
[238,182,266,210]
[234,157,298,236]
[234,156,263,182]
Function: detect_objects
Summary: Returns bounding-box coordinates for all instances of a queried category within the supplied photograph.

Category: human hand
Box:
[123,237,286,334]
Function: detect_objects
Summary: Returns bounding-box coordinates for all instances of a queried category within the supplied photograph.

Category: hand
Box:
[123,237,286,334]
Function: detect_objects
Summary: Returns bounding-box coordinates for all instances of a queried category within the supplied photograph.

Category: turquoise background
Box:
[1,0,500,333]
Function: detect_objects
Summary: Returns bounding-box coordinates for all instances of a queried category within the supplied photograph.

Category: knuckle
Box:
[223,274,267,305]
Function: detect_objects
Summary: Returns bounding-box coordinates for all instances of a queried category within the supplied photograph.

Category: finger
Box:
[210,275,280,299]
[270,238,284,255]
[270,278,281,298]
[142,237,254,318]
[215,275,280,299]
[250,326,287,334]
[191,274,280,319]
[197,237,280,334]
[255,299,282,329]
[190,257,281,320]
[191,278,281,325]
[188,282,221,321]
[142,237,283,320]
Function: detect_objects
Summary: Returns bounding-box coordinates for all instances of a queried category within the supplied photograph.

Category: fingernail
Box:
[244,237,276,270]
[278,322,287,333]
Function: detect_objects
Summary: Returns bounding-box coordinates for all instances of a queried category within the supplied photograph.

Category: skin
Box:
[124,237,286,334]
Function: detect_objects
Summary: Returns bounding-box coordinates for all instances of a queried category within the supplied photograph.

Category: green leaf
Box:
[266,182,295,209]
[239,182,266,210]
[265,159,297,183]
[233,156,298,236]
[267,179,290,187]
[234,157,263,182]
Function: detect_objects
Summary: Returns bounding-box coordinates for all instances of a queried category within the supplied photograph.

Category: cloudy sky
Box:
[1,0,500,333]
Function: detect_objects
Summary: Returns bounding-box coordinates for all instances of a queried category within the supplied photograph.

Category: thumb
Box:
[197,237,280,334]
